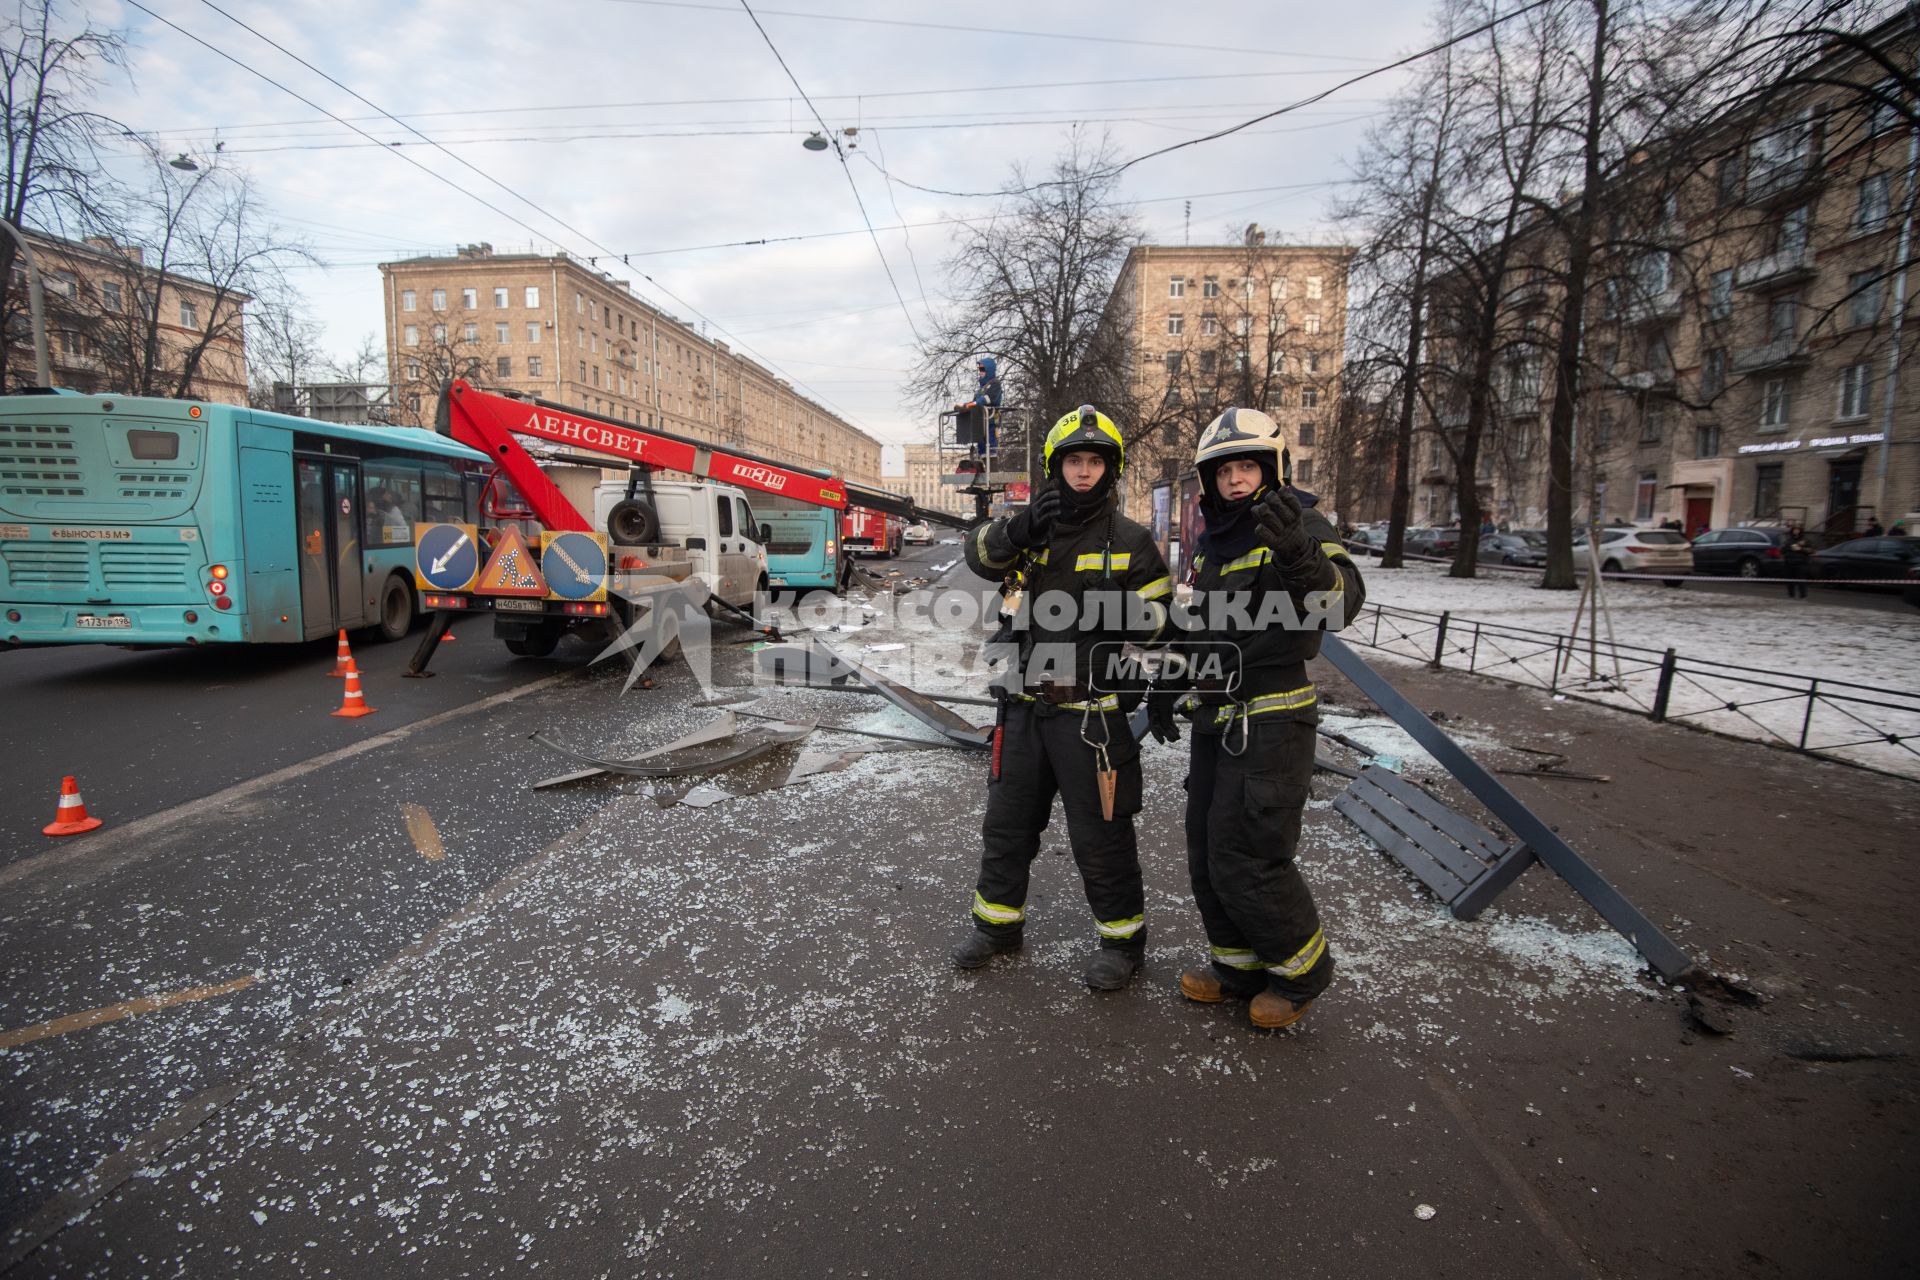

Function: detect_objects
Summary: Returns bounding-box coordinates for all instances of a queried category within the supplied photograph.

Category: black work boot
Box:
[1085,944,1145,991]
[953,929,1021,970]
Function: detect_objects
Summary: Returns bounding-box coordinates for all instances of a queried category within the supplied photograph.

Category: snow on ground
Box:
[1354,559,1920,778]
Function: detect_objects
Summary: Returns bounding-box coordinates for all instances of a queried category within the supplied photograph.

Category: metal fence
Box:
[1342,602,1920,780]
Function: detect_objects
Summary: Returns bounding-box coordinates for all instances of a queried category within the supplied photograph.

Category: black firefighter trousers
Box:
[1185,715,1334,1004]
[971,701,1146,950]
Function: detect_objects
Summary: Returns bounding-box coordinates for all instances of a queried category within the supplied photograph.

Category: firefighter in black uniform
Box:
[954,406,1173,990]
[1145,407,1366,1028]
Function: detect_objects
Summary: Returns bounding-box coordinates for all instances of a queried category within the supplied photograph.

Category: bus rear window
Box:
[127,429,179,460]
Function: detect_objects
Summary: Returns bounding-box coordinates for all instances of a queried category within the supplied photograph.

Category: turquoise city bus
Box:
[755,492,847,593]
[0,391,492,647]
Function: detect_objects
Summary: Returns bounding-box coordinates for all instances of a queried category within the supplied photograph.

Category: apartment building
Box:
[5,230,248,403]
[1097,233,1356,564]
[1415,13,1917,536]
[899,442,971,521]
[378,245,882,490]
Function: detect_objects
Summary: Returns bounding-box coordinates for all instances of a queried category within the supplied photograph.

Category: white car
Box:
[1573,525,1693,581]
[902,522,934,544]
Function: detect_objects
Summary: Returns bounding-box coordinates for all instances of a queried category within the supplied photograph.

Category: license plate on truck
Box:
[492,598,548,613]
[76,614,131,629]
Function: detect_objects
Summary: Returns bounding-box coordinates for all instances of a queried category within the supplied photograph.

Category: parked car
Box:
[1403,527,1462,558]
[1811,536,1920,592]
[1479,533,1546,567]
[1344,527,1387,556]
[902,521,934,545]
[1690,527,1790,578]
[1572,525,1693,582]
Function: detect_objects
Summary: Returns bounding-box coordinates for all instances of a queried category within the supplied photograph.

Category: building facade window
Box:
[1768,296,1797,343]
[1298,422,1316,446]
[1304,314,1322,335]
[1168,276,1185,298]
[1696,423,1721,458]
[1198,350,1216,374]
[432,324,446,342]
[495,356,512,378]
[525,286,540,308]
[495,322,511,343]
[1701,347,1727,399]
[1167,314,1183,335]
[406,360,422,380]
[1708,268,1733,319]
[431,288,446,310]
[401,289,416,311]
[463,322,478,342]
[1856,173,1891,231]
[1753,462,1783,518]
[1635,471,1658,522]
[99,280,122,312]
[461,288,477,309]
[1201,314,1219,336]
[1838,363,1872,419]
[1846,270,1883,329]
[1640,406,1664,444]
[1202,275,1220,298]
[576,292,585,313]
[1271,278,1289,301]
[179,300,197,327]
[528,356,543,377]
[403,325,419,346]
[526,322,541,343]
[493,287,508,308]
[1300,387,1319,408]
[1305,276,1323,300]
[1761,378,1791,429]
[1295,458,1315,486]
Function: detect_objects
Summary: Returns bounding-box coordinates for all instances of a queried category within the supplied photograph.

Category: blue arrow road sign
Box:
[542,531,609,601]
[416,523,479,592]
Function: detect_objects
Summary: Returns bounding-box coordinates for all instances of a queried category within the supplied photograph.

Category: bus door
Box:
[295,455,366,638]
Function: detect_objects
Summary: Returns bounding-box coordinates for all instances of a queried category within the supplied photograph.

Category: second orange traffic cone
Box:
[329,629,353,677]
[331,659,376,718]
[42,775,103,837]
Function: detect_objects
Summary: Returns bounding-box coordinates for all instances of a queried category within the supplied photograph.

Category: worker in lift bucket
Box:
[955,405,1172,991]
[1142,407,1366,1030]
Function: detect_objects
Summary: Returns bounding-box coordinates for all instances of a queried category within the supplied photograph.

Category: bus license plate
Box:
[76,614,131,629]
[492,598,547,613]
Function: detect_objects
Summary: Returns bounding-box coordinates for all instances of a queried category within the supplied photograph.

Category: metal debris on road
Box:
[531,712,745,789]
[529,717,814,781]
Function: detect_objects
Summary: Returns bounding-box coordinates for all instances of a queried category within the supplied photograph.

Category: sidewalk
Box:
[9,648,1917,1278]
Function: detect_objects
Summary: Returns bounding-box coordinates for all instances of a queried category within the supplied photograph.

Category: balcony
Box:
[1745,155,1823,207]
[1732,338,1810,374]
[1616,368,1677,395]
[1620,287,1682,325]
[1735,245,1815,291]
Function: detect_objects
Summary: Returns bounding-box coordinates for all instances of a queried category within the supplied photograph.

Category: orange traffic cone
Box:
[329,629,353,677]
[42,775,103,837]
[331,659,376,718]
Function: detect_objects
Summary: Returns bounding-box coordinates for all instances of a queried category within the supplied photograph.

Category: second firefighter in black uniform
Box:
[1146,407,1366,1029]
[954,406,1172,990]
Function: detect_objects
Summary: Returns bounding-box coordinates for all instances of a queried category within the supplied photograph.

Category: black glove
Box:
[1006,487,1062,550]
[1145,690,1182,745]
[1254,488,1317,570]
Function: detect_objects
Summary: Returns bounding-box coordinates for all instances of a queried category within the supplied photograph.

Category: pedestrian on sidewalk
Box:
[953,406,1173,991]
[1144,408,1367,1030]
[1783,524,1812,599]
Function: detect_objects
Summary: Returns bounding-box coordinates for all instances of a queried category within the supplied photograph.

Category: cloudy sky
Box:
[91,0,1437,445]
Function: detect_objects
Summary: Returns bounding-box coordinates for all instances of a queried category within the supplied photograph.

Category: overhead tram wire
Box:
[154,69,1387,136]
[607,0,1384,62]
[736,0,924,345]
[131,0,880,437]
[852,0,1561,200]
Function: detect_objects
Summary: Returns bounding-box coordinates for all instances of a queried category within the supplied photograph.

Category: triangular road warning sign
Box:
[474,526,549,597]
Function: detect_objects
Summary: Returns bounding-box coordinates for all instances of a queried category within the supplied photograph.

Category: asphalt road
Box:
[0,540,964,1226]
[2,536,1912,1277]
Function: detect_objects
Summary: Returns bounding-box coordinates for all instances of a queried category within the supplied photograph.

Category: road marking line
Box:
[0,669,581,893]
[401,803,446,861]
[1427,1073,1602,1279]
[0,975,257,1051]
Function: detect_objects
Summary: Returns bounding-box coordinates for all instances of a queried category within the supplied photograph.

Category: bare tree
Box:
[907,131,1137,477]
[0,0,124,383]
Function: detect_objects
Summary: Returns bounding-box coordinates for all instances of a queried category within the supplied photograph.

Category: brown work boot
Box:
[1179,967,1227,1002]
[1249,990,1313,1030]
[1180,966,1267,1003]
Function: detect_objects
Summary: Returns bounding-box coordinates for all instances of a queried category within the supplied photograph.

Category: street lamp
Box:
[801,132,829,151]
[168,153,199,171]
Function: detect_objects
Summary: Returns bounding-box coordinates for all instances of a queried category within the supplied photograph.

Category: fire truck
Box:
[842,508,902,558]
[414,381,961,664]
